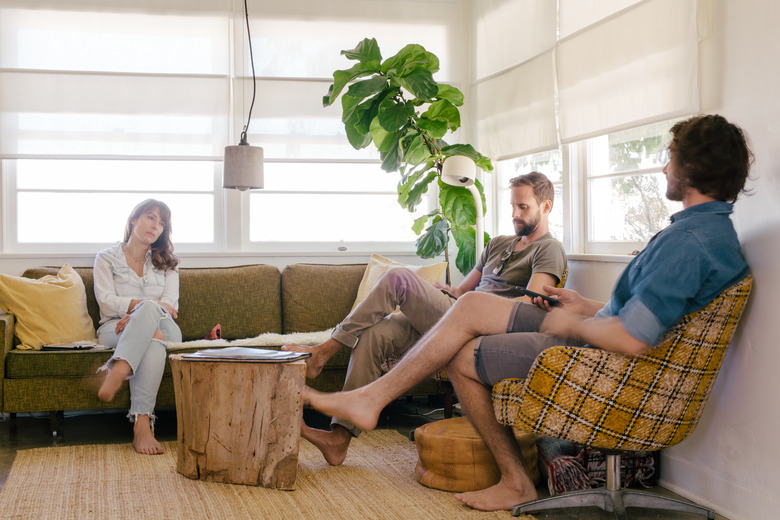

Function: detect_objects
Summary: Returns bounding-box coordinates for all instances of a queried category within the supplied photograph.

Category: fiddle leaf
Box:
[326,38,495,275]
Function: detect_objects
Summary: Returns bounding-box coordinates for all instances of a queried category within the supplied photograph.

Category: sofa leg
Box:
[50,411,64,438]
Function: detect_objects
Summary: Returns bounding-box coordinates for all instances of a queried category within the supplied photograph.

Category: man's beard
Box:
[666,178,685,201]
[514,215,540,237]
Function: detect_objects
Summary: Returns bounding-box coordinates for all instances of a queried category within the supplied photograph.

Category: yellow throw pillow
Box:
[353,253,448,310]
[0,264,96,350]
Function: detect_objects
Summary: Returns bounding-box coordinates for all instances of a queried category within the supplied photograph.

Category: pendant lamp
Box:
[223,0,263,191]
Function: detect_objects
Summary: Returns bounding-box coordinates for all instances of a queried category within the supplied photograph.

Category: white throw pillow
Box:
[353,253,448,310]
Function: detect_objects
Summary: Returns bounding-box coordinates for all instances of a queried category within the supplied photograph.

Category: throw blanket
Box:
[166,328,334,350]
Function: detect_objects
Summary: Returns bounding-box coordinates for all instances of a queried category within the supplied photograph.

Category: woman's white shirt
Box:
[93,242,179,325]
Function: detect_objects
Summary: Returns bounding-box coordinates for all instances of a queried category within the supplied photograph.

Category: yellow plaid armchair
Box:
[491,274,752,519]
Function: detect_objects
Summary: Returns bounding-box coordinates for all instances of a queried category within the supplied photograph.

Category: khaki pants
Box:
[330,268,456,435]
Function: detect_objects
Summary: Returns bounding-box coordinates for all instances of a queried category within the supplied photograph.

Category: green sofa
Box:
[0,263,446,434]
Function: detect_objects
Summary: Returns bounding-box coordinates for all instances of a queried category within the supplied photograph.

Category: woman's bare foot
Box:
[133,415,164,455]
[282,339,344,379]
[301,423,352,466]
[98,359,132,402]
[302,386,381,432]
[454,479,539,511]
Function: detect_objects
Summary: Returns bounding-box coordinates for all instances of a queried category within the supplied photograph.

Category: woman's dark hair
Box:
[509,171,555,207]
[124,199,179,271]
[669,114,753,202]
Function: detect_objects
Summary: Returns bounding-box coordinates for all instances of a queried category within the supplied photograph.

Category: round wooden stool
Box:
[414,417,539,492]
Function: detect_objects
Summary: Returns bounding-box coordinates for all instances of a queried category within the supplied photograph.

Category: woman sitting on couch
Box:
[93,199,181,455]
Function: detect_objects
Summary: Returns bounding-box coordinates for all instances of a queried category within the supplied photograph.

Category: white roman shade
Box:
[557,0,700,143]
[0,1,231,159]
[471,0,701,159]
[0,0,468,162]
[471,0,558,160]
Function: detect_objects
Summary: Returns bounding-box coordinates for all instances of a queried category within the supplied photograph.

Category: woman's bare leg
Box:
[98,359,132,402]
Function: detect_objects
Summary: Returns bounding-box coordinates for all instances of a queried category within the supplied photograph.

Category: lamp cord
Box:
[240,0,256,145]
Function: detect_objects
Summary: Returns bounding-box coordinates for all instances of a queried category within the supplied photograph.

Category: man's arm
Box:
[435,268,482,298]
[540,310,651,356]
[516,272,559,304]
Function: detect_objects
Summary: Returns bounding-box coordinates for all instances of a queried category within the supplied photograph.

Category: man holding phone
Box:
[284,171,566,466]
[303,114,752,511]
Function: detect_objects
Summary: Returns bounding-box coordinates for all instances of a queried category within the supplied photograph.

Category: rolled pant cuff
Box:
[331,327,359,349]
[331,417,361,438]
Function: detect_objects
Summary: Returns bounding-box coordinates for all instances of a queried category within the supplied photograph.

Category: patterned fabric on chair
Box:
[491,274,752,519]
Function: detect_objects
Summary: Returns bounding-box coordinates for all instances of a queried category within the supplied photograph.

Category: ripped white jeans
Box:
[97,300,182,423]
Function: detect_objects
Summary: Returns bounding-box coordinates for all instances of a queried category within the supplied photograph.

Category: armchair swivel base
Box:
[513,452,714,520]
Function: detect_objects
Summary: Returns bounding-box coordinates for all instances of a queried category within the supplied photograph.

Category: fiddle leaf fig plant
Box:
[323,38,494,275]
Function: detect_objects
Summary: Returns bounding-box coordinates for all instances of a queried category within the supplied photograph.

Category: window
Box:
[489,119,683,256]
[249,162,423,251]
[8,159,217,252]
[576,119,683,254]
[494,150,563,241]
[0,1,467,254]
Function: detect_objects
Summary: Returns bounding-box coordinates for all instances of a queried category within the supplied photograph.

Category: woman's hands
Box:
[116,299,179,332]
[157,301,178,318]
[115,313,132,333]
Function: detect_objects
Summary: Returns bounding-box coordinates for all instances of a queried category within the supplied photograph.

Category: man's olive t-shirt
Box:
[473,233,567,299]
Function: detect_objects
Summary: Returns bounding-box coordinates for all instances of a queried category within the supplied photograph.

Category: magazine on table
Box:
[181,346,311,363]
[41,341,108,351]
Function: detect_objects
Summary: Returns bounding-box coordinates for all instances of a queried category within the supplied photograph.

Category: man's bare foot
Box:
[97,359,132,402]
[454,480,539,511]
[301,423,352,466]
[133,415,164,455]
[282,339,344,379]
[302,386,381,432]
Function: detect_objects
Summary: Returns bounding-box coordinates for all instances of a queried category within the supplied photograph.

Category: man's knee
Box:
[375,267,417,291]
[152,329,166,341]
[451,291,491,312]
[446,339,479,380]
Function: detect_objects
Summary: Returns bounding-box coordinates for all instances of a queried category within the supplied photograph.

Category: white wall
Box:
[656,1,780,519]
[567,3,780,518]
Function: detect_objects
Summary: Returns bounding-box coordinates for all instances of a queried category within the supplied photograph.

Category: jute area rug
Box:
[0,429,536,520]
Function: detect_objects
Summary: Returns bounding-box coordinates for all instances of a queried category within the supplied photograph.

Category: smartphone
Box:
[517,287,562,307]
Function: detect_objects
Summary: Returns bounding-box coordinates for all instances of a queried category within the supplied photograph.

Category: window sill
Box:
[567,253,634,264]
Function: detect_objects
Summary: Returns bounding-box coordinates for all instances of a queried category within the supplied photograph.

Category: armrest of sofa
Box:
[1,312,14,367]
[1,312,14,407]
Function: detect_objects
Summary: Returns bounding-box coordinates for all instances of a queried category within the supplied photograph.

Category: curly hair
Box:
[669,114,753,202]
[123,199,179,271]
[509,171,555,207]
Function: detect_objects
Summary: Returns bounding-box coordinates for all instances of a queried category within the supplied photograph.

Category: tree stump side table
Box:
[169,354,306,489]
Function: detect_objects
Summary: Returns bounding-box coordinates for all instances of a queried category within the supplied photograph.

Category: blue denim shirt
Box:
[595,201,749,345]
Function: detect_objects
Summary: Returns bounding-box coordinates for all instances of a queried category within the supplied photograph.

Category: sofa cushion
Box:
[176,265,282,340]
[281,263,367,334]
[2,265,96,350]
[5,343,237,379]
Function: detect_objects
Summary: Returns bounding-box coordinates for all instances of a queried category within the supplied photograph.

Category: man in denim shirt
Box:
[302,114,753,511]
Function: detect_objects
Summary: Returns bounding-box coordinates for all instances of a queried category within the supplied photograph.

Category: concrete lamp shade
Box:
[223,144,264,191]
